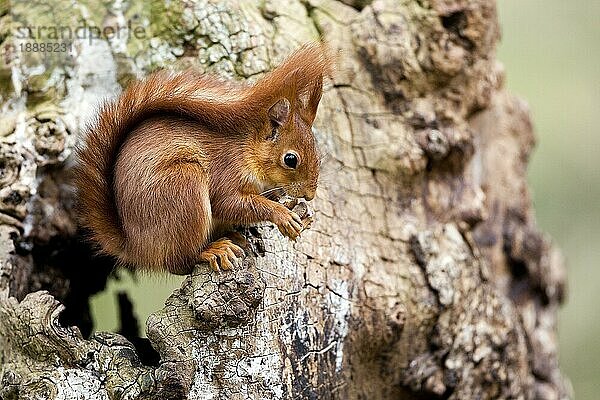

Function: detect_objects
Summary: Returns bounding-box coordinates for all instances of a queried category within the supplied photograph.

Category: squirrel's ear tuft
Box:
[268,98,291,127]
[300,76,323,125]
[255,42,332,127]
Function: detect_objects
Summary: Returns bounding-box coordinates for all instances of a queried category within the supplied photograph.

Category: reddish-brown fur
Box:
[74,43,330,274]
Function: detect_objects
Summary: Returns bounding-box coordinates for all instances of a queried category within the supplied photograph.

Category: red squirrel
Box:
[74,43,330,274]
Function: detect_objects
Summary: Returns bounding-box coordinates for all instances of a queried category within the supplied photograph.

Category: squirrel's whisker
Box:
[260,186,285,196]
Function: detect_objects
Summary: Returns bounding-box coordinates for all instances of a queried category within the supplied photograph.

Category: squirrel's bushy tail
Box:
[73,42,331,262]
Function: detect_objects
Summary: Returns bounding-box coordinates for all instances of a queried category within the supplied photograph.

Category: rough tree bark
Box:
[0,0,571,399]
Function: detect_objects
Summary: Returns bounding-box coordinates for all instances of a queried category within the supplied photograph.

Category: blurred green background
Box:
[90,1,599,398]
[497,1,600,398]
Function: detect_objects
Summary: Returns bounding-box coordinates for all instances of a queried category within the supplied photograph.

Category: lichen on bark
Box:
[0,0,570,399]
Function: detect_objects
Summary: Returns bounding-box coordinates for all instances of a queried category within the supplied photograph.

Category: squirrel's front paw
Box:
[272,205,303,241]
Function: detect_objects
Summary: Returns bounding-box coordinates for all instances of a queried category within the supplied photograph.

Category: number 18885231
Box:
[19,42,73,53]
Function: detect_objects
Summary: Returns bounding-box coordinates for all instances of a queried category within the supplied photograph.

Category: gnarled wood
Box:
[0,0,569,399]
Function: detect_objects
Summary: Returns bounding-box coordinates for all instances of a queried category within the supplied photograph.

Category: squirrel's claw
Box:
[200,252,220,271]
[289,219,303,239]
[219,253,234,270]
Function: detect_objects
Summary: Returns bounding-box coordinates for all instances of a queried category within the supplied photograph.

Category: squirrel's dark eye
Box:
[283,152,299,169]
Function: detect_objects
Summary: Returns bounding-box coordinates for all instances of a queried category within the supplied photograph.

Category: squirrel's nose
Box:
[303,189,315,201]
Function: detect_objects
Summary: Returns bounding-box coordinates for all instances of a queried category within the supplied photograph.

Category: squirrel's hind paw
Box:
[199,238,245,272]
